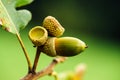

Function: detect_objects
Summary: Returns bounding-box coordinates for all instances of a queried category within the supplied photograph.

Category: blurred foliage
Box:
[0,0,120,80]
[19,0,120,41]
[0,28,120,80]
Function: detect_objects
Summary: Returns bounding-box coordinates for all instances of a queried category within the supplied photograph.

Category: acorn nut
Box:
[41,37,87,57]
[43,16,65,37]
[55,37,87,56]
[29,26,48,46]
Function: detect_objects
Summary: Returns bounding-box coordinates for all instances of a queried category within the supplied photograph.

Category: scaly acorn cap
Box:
[29,26,48,46]
[40,37,57,57]
[41,37,87,57]
[43,16,65,37]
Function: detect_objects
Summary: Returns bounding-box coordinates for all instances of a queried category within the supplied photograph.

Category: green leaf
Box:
[0,0,32,34]
[16,0,33,7]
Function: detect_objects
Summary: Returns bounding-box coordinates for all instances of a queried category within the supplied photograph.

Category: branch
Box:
[21,57,67,80]
[31,47,41,73]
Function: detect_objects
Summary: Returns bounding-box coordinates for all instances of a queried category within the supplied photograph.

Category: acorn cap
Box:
[41,37,57,57]
[43,16,65,37]
[55,37,87,56]
[29,26,48,46]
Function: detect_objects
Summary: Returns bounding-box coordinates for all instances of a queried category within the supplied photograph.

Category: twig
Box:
[31,47,41,73]
[49,71,59,80]
[21,57,66,80]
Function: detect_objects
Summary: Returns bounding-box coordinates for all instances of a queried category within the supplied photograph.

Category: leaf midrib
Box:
[0,0,18,34]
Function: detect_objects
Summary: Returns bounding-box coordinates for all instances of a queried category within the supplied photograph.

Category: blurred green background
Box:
[0,0,120,80]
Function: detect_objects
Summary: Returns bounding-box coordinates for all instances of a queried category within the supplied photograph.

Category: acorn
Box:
[29,26,48,46]
[43,16,65,37]
[41,37,87,57]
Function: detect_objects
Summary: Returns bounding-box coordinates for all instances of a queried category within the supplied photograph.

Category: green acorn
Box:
[43,16,65,37]
[40,37,87,57]
[29,26,48,46]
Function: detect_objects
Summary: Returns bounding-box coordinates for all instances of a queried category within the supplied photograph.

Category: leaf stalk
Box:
[16,33,32,72]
